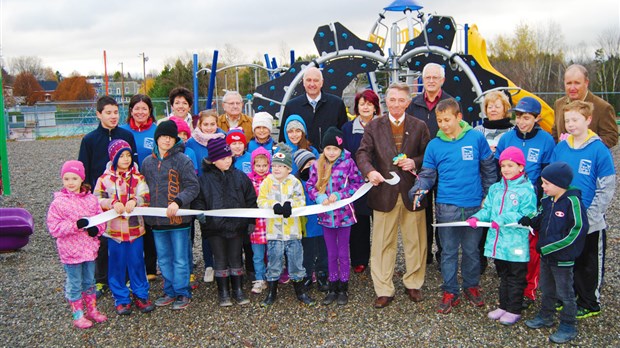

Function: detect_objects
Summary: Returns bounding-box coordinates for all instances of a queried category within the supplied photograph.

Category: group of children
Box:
[410,96,614,344]
[47,91,615,344]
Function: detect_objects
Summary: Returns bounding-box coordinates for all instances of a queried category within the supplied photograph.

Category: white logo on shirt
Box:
[461,146,474,160]
[144,137,154,150]
[527,148,540,163]
[578,159,592,175]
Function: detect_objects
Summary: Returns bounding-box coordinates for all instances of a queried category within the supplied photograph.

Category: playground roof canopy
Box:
[383,0,423,11]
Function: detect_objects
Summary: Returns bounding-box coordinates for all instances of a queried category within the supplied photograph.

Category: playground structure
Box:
[0,208,34,252]
[245,0,554,133]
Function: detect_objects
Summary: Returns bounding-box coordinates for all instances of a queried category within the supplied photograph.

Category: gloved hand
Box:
[196,213,207,225]
[76,218,88,229]
[466,217,479,229]
[86,226,99,237]
[282,201,292,218]
[491,221,500,231]
[273,203,284,215]
[518,216,532,227]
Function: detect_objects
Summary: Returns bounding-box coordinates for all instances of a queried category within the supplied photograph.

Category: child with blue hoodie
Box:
[409,98,497,314]
[282,114,320,174]
[522,162,588,344]
[467,147,537,325]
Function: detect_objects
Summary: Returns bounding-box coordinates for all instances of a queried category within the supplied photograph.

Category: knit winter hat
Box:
[60,160,85,180]
[170,116,191,138]
[541,162,573,189]
[294,149,316,171]
[154,120,180,143]
[252,112,274,132]
[498,146,526,166]
[108,139,133,169]
[511,96,541,115]
[226,128,247,145]
[272,143,293,169]
[321,127,344,150]
[207,137,232,162]
[286,119,305,133]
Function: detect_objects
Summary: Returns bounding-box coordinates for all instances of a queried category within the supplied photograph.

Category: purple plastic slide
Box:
[0,208,34,251]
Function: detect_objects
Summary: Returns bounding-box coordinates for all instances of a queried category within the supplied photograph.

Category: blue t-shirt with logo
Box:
[496,127,555,185]
[551,139,615,208]
[422,129,492,207]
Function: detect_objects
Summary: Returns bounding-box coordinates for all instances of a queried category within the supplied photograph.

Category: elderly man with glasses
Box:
[218,91,254,140]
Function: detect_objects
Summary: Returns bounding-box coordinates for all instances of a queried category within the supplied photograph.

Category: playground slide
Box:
[467,25,554,133]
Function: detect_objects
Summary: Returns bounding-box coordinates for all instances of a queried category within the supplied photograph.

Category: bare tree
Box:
[594,27,620,108]
[9,56,47,80]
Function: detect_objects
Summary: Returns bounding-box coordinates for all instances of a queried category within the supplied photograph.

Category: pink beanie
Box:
[61,160,85,180]
[499,146,526,166]
[170,117,191,138]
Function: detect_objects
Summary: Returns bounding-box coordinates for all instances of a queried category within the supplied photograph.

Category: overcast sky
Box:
[1,0,618,78]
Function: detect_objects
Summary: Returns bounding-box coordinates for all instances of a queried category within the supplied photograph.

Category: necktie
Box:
[310,100,317,110]
[394,120,400,126]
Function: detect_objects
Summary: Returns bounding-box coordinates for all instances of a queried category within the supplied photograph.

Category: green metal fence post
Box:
[0,72,11,195]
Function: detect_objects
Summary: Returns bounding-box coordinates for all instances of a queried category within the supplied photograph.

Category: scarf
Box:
[192,127,224,147]
[129,117,154,132]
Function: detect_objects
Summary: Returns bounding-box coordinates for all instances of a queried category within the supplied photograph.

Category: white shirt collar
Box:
[388,113,404,125]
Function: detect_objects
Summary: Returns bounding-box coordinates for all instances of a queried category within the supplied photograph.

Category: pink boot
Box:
[488,308,507,320]
[83,291,107,323]
[69,299,93,329]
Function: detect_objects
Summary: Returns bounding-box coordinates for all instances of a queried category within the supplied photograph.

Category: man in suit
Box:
[552,64,617,149]
[279,67,348,150]
[356,83,431,308]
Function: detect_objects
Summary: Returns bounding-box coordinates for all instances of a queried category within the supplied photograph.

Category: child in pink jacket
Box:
[46,160,107,329]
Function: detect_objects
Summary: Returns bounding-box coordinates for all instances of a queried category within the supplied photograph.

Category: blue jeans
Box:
[153,227,191,298]
[436,204,482,295]
[539,257,577,325]
[63,261,95,301]
[265,239,306,282]
[252,243,267,281]
[108,237,150,305]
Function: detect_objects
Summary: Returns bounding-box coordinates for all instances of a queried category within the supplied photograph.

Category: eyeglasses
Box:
[423,75,442,81]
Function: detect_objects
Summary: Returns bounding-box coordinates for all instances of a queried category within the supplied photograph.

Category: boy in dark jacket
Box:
[522,162,588,344]
[192,137,257,307]
[142,120,199,310]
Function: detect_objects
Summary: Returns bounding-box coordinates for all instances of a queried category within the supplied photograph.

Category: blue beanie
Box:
[541,162,573,189]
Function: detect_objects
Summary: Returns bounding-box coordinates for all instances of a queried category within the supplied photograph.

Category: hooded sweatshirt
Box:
[282,115,320,174]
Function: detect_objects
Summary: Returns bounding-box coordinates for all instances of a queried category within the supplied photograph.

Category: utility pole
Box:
[119,62,125,108]
[140,52,149,95]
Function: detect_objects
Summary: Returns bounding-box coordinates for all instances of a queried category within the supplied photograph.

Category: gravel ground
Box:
[1,137,619,347]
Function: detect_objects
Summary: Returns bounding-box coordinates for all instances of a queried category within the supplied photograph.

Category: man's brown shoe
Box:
[374,296,394,308]
[406,288,423,302]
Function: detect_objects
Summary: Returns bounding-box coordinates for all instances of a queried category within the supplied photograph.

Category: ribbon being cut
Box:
[84,171,402,228]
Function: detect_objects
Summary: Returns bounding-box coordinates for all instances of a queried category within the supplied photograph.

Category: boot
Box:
[336,281,349,306]
[317,272,329,292]
[230,275,250,305]
[69,299,93,329]
[322,281,339,306]
[82,291,107,323]
[215,276,233,307]
[302,276,313,290]
[293,280,316,306]
[261,281,278,307]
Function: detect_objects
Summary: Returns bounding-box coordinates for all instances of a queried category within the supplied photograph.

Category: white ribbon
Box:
[85,171,400,228]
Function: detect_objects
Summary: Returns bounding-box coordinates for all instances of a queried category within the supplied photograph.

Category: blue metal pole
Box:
[271,58,280,78]
[290,50,295,66]
[464,23,469,55]
[193,54,199,115]
[206,50,219,110]
[264,54,272,80]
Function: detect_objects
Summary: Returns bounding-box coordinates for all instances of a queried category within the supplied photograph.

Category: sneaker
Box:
[576,307,600,319]
[95,283,108,299]
[203,267,214,283]
[464,287,485,307]
[438,292,460,314]
[115,303,132,315]
[499,312,521,326]
[353,265,367,273]
[146,274,157,281]
[488,308,507,320]
[154,294,175,307]
[555,300,563,312]
[133,297,155,313]
[549,322,577,344]
[525,315,554,329]
[190,274,199,290]
[251,280,267,294]
[172,296,190,310]
[279,270,290,284]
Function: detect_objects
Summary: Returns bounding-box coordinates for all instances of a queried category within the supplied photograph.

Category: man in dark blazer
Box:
[356,83,431,308]
[279,67,348,150]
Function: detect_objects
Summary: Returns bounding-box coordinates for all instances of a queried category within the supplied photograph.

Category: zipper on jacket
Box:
[492,180,509,257]
[108,128,112,141]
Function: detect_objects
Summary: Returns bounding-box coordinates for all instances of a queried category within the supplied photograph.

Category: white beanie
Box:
[252,112,274,132]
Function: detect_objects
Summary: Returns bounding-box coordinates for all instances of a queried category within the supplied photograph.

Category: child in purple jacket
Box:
[307,127,364,306]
